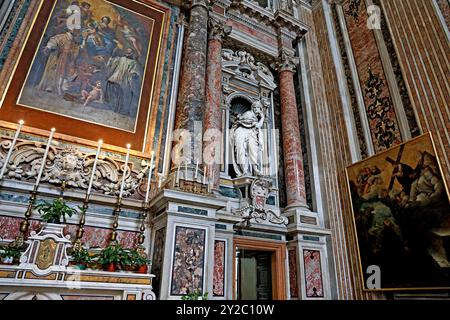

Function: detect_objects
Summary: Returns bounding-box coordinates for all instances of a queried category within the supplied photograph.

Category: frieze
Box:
[229,0,307,35]
[0,137,150,199]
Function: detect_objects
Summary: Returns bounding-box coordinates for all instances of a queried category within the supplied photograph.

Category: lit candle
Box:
[87,139,103,196]
[119,144,131,198]
[145,151,155,203]
[0,120,24,180]
[35,128,55,187]
[194,159,199,179]
[176,162,181,184]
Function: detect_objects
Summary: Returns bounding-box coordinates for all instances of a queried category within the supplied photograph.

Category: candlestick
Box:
[35,128,55,187]
[0,120,24,180]
[195,159,199,179]
[87,139,103,196]
[119,144,131,198]
[145,151,155,203]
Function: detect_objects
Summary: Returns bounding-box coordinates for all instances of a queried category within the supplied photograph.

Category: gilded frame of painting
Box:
[346,132,450,291]
[0,0,169,157]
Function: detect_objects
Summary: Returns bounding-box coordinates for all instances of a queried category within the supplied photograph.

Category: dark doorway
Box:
[236,249,273,300]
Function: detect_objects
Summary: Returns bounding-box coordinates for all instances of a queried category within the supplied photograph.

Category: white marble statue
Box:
[230,99,266,177]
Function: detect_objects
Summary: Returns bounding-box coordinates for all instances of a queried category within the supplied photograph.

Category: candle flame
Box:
[51,128,56,132]
[19,120,24,125]
[99,139,103,144]
[126,143,131,149]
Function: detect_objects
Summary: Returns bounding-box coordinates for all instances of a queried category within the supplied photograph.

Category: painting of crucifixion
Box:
[346,133,450,290]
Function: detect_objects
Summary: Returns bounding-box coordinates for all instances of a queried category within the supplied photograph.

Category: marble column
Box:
[274,50,308,209]
[173,0,209,165]
[203,18,231,191]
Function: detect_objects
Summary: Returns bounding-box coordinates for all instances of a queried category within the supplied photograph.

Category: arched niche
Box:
[220,49,279,206]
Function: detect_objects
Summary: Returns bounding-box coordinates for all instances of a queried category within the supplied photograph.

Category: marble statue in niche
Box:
[230,99,268,177]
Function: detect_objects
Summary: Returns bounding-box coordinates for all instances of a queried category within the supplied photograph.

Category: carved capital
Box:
[208,18,232,42]
[272,49,300,73]
[191,0,211,10]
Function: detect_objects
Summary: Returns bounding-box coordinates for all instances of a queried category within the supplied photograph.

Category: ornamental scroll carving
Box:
[233,178,288,227]
[221,49,277,90]
[0,138,150,199]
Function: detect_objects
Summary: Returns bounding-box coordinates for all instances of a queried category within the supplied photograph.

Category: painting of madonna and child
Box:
[18,0,152,132]
[346,133,450,290]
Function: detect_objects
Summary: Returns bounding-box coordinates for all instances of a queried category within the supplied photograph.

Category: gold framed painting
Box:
[0,0,168,155]
[346,132,450,290]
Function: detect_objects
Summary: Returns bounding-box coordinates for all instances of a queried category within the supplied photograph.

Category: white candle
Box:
[35,128,55,187]
[194,159,199,179]
[203,165,207,185]
[176,162,180,184]
[0,120,24,180]
[87,139,103,196]
[210,165,214,186]
[145,151,155,202]
[158,174,163,188]
[119,144,131,198]
[208,165,212,193]
[184,160,188,181]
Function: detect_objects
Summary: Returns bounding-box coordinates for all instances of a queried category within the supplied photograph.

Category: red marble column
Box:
[173,1,209,166]
[276,50,308,209]
[203,18,231,191]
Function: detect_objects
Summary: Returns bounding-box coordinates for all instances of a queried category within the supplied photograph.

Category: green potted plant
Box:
[35,198,78,224]
[119,249,135,272]
[70,247,94,270]
[126,249,150,273]
[181,289,209,300]
[0,245,22,264]
[98,243,125,272]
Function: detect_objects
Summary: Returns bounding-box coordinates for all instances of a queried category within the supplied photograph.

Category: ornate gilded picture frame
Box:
[0,0,167,154]
[346,132,450,290]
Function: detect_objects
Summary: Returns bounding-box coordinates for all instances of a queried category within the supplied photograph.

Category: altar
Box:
[0,223,156,300]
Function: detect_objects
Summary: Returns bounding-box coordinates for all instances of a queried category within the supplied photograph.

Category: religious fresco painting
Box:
[303,250,324,298]
[213,240,226,297]
[17,0,152,132]
[170,226,206,296]
[347,133,450,290]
